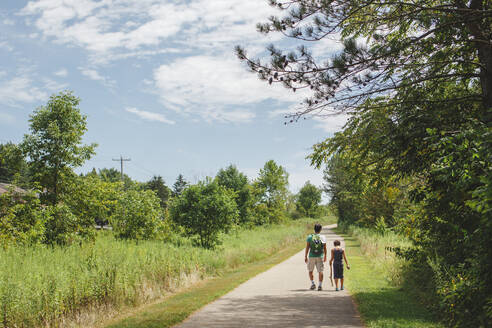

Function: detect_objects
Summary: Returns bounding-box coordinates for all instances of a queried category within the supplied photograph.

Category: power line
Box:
[112,155,131,180]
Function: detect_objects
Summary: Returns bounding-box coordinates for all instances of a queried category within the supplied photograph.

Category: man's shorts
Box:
[307,257,324,272]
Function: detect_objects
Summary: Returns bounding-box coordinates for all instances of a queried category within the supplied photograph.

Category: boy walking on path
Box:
[304,223,327,291]
[329,239,350,291]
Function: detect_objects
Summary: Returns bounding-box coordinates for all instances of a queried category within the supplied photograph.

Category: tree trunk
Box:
[477,44,492,123]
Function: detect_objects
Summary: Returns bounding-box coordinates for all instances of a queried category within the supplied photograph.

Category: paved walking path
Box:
[175,224,364,327]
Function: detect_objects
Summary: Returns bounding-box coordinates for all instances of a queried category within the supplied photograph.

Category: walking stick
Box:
[329,263,334,286]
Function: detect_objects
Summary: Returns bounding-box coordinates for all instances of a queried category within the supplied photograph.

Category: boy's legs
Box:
[334,278,339,289]
[340,278,344,289]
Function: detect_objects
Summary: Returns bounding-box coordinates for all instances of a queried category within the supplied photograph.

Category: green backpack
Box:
[310,234,323,256]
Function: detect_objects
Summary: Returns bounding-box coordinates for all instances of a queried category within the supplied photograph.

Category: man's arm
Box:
[329,248,334,266]
[323,243,327,262]
[304,242,310,263]
[343,249,350,269]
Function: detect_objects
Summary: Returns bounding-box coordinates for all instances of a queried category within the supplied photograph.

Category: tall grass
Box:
[0,219,319,327]
[341,225,412,286]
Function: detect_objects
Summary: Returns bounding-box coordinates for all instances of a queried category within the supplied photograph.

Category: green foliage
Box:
[43,203,81,245]
[65,174,121,227]
[296,181,321,218]
[0,189,46,247]
[170,179,238,248]
[0,142,29,186]
[172,174,188,197]
[339,225,443,328]
[97,167,135,189]
[0,220,311,327]
[252,160,289,224]
[238,1,491,121]
[216,165,253,225]
[21,90,97,205]
[111,189,163,240]
[145,175,171,209]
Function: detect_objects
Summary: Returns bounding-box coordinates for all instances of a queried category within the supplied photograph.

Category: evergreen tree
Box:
[145,175,171,208]
[172,174,188,197]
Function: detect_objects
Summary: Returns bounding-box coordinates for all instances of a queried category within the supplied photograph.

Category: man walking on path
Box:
[305,223,327,291]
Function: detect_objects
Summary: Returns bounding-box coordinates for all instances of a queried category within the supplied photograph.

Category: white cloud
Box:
[312,115,349,133]
[0,75,47,107]
[79,67,115,87]
[126,107,175,124]
[54,68,68,77]
[153,55,301,123]
[20,0,283,63]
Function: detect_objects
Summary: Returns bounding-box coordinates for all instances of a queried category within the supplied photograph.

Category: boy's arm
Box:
[323,243,327,262]
[329,248,334,265]
[343,249,350,269]
[304,242,310,263]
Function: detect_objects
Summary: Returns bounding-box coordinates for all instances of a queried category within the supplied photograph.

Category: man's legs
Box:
[307,258,316,289]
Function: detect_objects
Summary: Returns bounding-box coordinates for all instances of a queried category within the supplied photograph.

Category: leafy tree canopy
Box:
[170,179,238,248]
[21,91,97,205]
[237,0,492,122]
[296,181,322,218]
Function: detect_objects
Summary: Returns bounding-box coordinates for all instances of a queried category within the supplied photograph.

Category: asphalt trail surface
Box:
[175,224,364,327]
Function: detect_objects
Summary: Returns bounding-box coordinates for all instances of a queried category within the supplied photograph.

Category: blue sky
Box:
[0,0,346,195]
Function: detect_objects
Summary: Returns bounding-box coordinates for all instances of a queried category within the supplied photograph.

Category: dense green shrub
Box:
[43,203,81,245]
[170,179,238,248]
[65,175,120,227]
[0,189,46,247]
[111,189,163,240]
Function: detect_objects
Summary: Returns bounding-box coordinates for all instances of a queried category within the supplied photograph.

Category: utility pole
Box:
[112,155,131,180]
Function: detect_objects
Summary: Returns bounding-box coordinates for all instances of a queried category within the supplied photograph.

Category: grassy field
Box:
[338,226,443,328]
[104,236,307,328]
[0,217,332,328]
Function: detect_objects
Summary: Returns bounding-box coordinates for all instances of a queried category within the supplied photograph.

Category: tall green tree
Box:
[172,174,188,197]
[22,91,97,205]
[253,160,289,224]
[296,181,322,218]
[145,175,171,209]
[216,165,253,224]
[255,160,289,207]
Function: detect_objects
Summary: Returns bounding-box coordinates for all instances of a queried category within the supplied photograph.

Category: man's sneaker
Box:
[318,285,322,291]
[310,283,316,290]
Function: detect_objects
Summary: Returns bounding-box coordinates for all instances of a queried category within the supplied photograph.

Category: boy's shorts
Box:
[307,257,324,272]
[333,262,343,279]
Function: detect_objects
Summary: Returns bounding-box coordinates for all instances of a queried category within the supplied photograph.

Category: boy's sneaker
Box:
[341,286,344,290]
[318,285,322,291]
[335,287,339,291]
[310,283,316,290]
